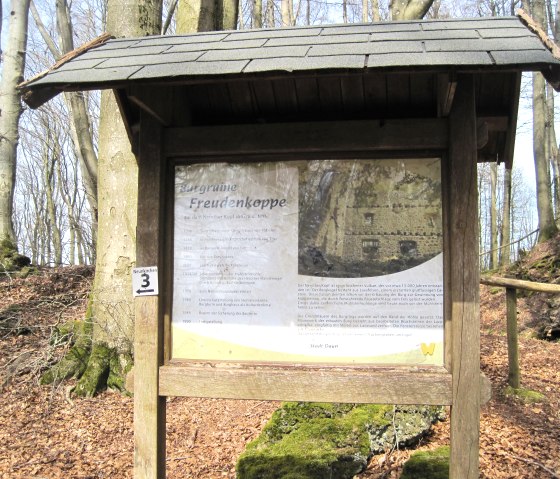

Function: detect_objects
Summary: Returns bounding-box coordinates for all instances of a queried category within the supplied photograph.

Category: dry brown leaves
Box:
[0,268,559,478]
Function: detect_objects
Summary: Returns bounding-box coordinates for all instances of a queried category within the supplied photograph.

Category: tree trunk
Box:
[267,0,275,27]
[281,0,291,26]
[0,0,31,244]
[533,70,557,241]
[390,0,433,20]
[500,166,512,267]
[372,0,380,20]
[56,0,99,243]
[490,162,498,269]
[252,0,262,28]
[70,0,162,397]
[532,0,558,241]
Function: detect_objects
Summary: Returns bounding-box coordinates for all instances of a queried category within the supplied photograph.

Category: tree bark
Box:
[71,0,162,397]
[281,0,291,26]
[490,162,498,269]
[500,166,512,266]
[56,0,99,244]
[390,0,433,20]
[532,0,558,241]
[0,0,31,244]
[372,0,380,21]
[253,0,262,27]
[267,0,275,27]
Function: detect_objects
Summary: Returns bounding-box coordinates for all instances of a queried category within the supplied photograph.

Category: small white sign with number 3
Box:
[132,267,159,297]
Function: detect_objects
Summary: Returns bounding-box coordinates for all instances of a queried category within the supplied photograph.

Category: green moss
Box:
[505,386,546,403]
[237,403,393,479]
[40,319,93,385]
[73,342,112,397]
[0,237,31,274]
[107,350,134,393]
[401,446,450,479]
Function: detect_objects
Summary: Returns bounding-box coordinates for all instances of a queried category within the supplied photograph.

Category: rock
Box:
[401,445,450,479]
[0,238,31,276]
[236,402,444,479]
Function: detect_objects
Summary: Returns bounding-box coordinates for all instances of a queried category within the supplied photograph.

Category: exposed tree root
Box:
[40,296,133,397]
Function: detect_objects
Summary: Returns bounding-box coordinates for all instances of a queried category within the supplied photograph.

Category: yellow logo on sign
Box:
[420,342,436,356]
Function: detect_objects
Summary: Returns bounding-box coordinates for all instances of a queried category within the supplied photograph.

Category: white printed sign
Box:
[172,159,444,365]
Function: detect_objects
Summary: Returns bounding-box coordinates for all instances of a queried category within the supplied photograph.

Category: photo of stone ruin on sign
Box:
[298,159,442,278]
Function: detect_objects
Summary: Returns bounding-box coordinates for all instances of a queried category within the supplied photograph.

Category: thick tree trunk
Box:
[70,0,162,397]
[0,0,31,243]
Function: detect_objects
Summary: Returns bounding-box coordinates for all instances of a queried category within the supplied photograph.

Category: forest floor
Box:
[1,254,560,478]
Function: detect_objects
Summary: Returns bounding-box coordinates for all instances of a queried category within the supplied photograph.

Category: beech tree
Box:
[531,0,558,241]
[40,0,163,396]
[0,0,31,244]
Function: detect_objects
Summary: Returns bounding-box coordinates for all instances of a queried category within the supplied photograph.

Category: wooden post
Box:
[134,111,166,479]
[448,74,480,479]
[506,287,520,389]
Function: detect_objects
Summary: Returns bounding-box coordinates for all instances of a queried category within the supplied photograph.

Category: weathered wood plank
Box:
[159,363,453,405]
[448,74,480,479]
[163,118,448,157]
[481,275,560,293]
[134,112,166,479]
[506,287,521,388]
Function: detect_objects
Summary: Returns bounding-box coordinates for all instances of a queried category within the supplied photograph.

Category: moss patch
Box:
[237,403,443,479]
[40,319,93,385]
[401,446,450,479]
[0,237,32,276]
[505,386,546,403]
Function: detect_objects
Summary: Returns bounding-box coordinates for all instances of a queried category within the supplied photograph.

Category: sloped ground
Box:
[0,265,559,478]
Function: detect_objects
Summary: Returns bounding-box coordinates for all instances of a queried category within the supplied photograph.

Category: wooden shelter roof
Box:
[20,15,560,166]
[22,16,560,108]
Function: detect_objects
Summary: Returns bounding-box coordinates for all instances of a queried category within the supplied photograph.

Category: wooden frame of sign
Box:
[133,75,488,479]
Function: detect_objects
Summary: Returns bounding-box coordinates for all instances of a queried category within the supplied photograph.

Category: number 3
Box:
[141,273,150,288]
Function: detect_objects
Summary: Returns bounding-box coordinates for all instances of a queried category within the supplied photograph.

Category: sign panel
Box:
[172,159,443,365]
[133,266,159,297]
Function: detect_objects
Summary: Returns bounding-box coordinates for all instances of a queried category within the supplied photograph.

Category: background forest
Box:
[0,0,556,270]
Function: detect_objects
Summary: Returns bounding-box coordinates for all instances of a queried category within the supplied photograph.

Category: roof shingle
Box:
[20,16,560,108]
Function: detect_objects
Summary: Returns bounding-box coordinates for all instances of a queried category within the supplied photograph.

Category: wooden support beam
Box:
[506,287,521,389]
[163,118,448,158]
[134,111,166,479]
[448,74,480,479]
[160,363,453,405]
[438,73,457,117]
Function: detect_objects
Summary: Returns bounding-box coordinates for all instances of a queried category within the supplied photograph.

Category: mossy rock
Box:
[401,446,450,479]
[0,237,31,275]
[236,403,444,479]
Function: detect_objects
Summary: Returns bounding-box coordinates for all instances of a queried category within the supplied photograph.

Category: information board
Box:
[172,159,443,365]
